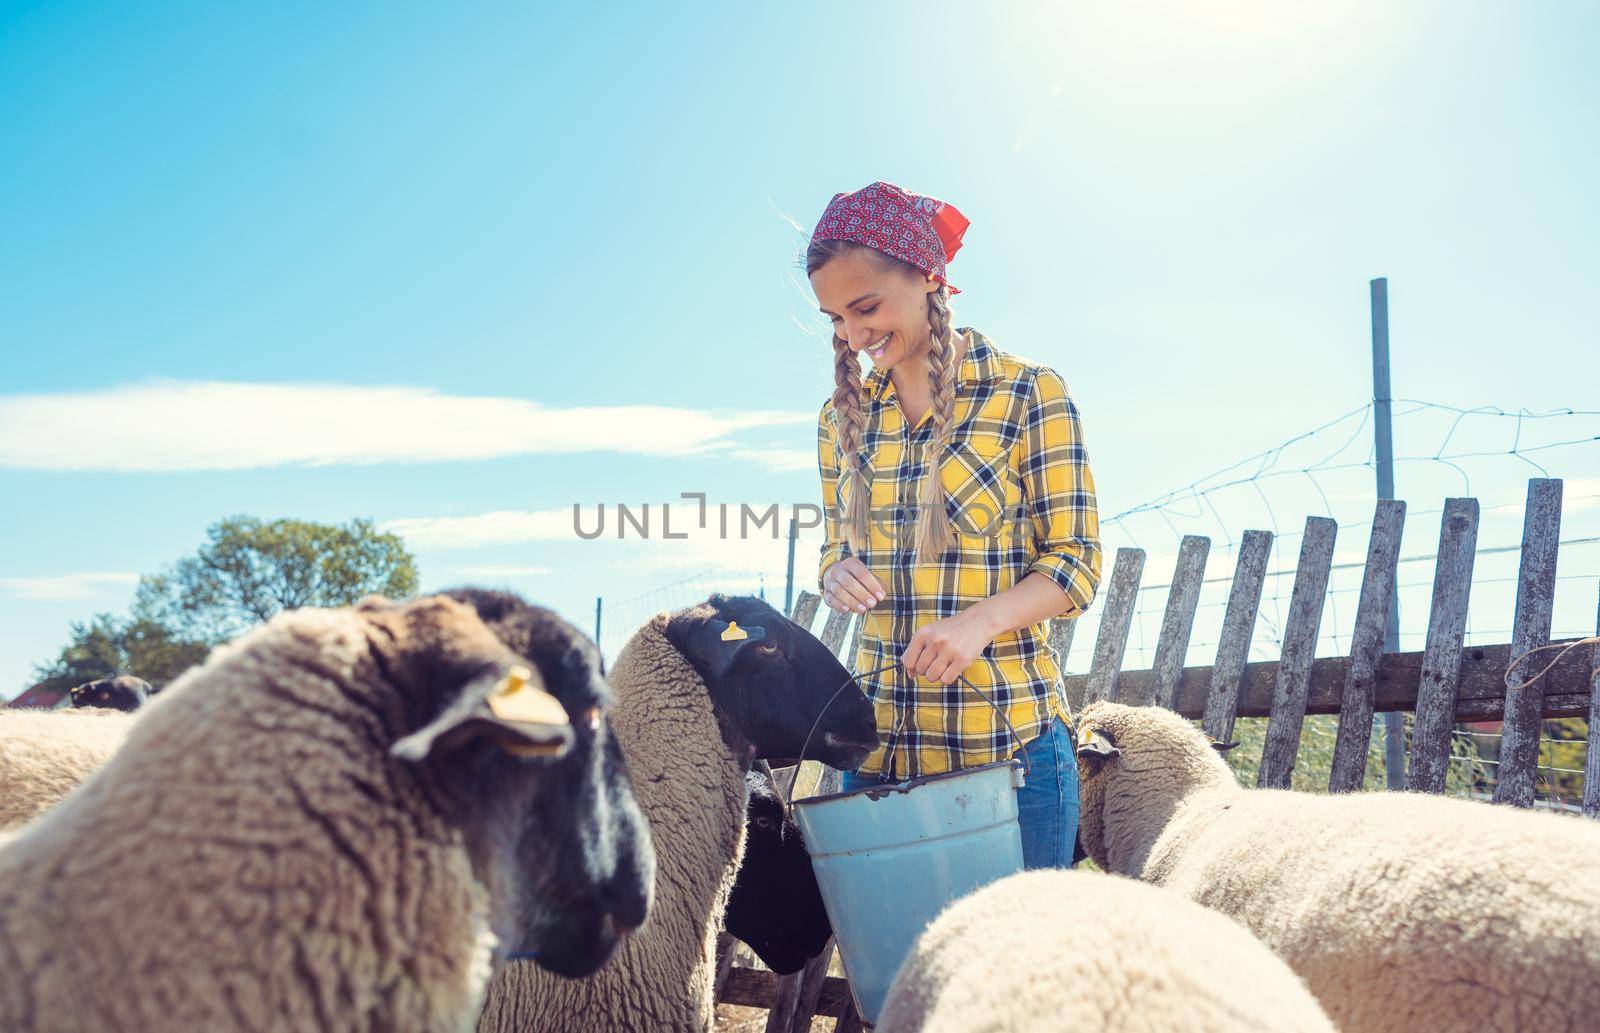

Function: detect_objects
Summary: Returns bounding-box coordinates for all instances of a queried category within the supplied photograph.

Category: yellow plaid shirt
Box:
[817,330,1102,779]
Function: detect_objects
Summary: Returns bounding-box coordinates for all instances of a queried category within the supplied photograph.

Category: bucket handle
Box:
[783,662,1033,811]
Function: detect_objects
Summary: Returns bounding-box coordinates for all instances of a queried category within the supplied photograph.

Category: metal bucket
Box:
[791,760,1025,1025]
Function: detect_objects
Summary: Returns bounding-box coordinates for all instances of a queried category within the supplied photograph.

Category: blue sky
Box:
[3,1,1597,695]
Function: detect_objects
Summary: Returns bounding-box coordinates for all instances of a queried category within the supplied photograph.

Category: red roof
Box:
[7,684,69,709]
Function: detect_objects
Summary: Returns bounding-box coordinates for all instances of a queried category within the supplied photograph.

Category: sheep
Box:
[69,673,152,712]
[1073,700,1600,1033]
[0,593,655,1033]
[0,707,136,831]
[722,765,832,975]
[877,868,1336,1033]
[477,593,880,1033]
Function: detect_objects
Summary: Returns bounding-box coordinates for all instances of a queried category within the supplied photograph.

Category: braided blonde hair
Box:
[916,286,956,563]
[830,335,871,553]
[808,240,956,562]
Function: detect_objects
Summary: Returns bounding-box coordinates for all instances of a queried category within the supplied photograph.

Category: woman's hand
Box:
[822,557,885,614]
[901,608,999,685]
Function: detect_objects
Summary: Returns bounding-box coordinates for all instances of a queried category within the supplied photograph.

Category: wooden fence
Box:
[716,476,1599,1031]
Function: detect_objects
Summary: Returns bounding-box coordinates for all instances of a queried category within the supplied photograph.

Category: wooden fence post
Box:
[1148,536,1210,710]
[1584,586,1600,820]
[1085,548,1145,702]
[1329,499,1406,792]
[1258,517,1337,789]
[1201,530,1273,744]
[1494,479,1563,807]
[1407,498,1480,794]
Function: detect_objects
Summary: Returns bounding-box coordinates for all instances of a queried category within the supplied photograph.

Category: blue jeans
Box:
[839,717,1080,870]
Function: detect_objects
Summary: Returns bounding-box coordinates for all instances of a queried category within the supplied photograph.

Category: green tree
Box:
[31,613,211,695]
[28,516,419,699]
[132,516,419,644]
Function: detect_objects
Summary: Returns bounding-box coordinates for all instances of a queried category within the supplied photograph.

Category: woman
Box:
[809,181,1102,869]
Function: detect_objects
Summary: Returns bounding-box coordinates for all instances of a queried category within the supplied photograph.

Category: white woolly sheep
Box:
[878,868,1335,1033]
[1074,701,1600,1033]
[0,594,654,1033]
[0,707,136,831]
[477,593,880,1033]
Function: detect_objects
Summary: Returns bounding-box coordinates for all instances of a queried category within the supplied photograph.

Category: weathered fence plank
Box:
[721,967,850,1017]
[1257,517,1338,789]
[1085,548,1146,702]
[791,590,822,635]
[835,1001,865,1033]
[1064,640,1593,720]
[845,611,865,666]
[819,608,852,653]
[713,932,737,998]
[1048,616,1076,673]
[775,770,843,1032]
[1585,588,1600,821]
[1329,499,1406,792]
[1407,498,1481,794]
[1148,535,1211,710]
[1494,478,1564,808]
[1201,530,1273,742]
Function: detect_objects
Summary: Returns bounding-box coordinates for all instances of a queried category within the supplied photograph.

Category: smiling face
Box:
[809,242,940,373]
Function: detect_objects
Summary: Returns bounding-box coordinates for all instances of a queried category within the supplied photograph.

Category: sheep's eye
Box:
[757,642,780,656]
[755,817,775,830]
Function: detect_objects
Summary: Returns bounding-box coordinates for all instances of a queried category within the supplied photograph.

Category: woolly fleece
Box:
[0,708,135,831]
[0,598,538,1033]
[1076,701,1600,1033]
[877,868,1335,1033]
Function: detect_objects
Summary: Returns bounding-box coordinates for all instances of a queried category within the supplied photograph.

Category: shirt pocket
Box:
[939,439,1016,537]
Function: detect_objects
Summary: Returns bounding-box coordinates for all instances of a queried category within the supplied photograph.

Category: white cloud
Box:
[383,509,575,550]
[737,447,817,473]
[0,381,810,472]
[450,565,552,578]
[1,572,139,601]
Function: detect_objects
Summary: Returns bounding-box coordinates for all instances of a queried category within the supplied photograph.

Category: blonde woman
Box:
[809,182,1101,868]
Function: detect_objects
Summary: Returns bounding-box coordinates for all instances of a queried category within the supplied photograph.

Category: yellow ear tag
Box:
[487,665,570,727]
[720,621,749,642]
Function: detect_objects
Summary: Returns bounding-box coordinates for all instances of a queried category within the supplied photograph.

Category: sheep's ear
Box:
[392,666,573,764]
[687,619,768,679]
[1210,739,1241,753]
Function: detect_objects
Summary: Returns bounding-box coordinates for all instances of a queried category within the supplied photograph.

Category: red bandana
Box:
[811,181,970,293]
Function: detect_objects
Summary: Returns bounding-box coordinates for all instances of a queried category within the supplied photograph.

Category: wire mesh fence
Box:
[600,397,1600,810]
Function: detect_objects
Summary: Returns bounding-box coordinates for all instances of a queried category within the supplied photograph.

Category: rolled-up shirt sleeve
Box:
[1020,369,1102,617]
[816,404,849,588]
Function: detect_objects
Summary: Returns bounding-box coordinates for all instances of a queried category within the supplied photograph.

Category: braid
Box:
[915,288,956,563]
[831,336,870,552]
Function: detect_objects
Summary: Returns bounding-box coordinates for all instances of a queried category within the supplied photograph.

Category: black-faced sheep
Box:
[723,765,832,975]
[1074,701,1600,1033]
[877,869,1336,1033]
[0,594,654,1033]
[477,593,879,1033]
[69,674,151,712]
[0,707,135,831]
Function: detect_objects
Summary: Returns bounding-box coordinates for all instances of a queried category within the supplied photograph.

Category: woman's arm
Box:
[903,368,1102,684]
[901,572,1069,684]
